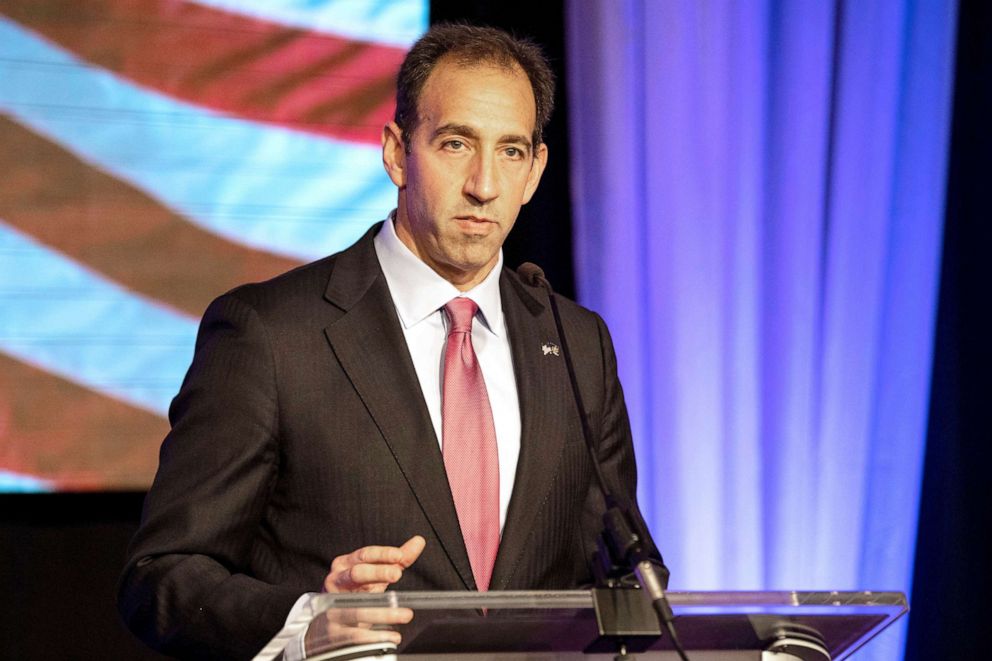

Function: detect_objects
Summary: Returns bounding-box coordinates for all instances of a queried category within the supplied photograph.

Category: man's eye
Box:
[504,146,526,159]
[443,140,465,150]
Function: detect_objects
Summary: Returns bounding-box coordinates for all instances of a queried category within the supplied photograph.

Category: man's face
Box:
[382,59,548,290]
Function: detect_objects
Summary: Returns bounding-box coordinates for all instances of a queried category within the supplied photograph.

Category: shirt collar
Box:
[373,212,504,336]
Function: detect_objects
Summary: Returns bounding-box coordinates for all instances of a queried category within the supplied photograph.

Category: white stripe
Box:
[0,17,396,262]
[187,0,427,48]
[0,469,54,492]
[0,221,197,416]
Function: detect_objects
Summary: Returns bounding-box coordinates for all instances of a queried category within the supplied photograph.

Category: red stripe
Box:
[0,353,166,490]
[0,117,302,318]
[4,0,406,144]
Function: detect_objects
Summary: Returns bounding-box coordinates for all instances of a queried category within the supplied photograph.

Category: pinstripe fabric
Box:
[119,224,642,660]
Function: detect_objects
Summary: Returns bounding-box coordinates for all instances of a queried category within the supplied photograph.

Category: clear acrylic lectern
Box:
[255,589,907,661]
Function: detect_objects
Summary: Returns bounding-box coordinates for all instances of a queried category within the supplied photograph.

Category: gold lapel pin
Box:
[542,342,560,356]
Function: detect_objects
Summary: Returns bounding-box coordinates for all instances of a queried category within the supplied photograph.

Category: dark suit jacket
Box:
[118,224,640,660]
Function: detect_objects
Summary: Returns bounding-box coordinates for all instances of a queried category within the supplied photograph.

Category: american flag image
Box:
[0,0,427,491]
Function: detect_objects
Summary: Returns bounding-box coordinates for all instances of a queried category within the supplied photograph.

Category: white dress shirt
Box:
[277,216,522,661]
[373,215,521,529]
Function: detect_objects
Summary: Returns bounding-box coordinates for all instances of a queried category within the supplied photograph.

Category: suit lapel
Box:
[490,272,572,589]
[322,229,475,590]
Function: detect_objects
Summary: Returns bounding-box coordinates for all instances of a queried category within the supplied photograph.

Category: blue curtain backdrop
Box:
[566,1,957,658]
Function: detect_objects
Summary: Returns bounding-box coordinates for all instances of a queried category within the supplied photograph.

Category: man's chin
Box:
[433,250,500,285]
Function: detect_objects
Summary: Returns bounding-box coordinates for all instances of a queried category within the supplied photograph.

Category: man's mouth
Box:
[453,215,498,235]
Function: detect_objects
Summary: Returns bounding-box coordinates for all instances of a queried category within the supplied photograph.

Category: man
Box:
[119,24,643,660]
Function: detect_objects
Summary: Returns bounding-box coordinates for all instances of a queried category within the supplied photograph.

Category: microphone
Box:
[514,262,546,288]
[516,263,688,661]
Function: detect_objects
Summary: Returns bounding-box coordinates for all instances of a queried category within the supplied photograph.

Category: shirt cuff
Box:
[282,592,319,661]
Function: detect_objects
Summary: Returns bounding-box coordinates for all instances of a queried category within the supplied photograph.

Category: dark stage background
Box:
[1,1,988,658]
[905,0,992,658]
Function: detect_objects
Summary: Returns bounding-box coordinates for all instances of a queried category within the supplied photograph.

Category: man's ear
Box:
[382,121,407,188]
[521,142,548,205]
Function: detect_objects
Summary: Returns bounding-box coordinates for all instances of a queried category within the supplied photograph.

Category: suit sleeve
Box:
[118,292,300,660]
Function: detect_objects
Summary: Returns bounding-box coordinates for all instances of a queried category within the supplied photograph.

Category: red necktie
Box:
[441,298,500,591]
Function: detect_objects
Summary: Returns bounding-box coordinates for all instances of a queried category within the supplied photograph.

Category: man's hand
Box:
[304,606,413,651]
[323,535,426,593]
[305,536,426,656]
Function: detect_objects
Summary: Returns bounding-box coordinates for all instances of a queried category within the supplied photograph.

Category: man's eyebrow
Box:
[433,123,480,140]
[500,134,533,150]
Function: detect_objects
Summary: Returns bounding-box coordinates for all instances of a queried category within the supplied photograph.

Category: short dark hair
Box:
[394,23,556,151]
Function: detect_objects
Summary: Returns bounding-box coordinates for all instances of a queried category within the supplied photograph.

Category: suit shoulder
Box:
[214,222,381,317]
[502,266,608,335]
[552,292,601,321]
[220,253,337,313]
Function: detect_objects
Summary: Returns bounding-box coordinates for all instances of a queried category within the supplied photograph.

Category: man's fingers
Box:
[326,556,403,592]
[352,545,406,565]
[335,564,403,590]
[324,570,386,593]
[399,535,426,568]
[307,621,402,655]
[329,607,414,627]
[325,537,427,592]
[330,626,401,647]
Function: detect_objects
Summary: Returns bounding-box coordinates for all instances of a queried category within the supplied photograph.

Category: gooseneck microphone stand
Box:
[517,263,690,661]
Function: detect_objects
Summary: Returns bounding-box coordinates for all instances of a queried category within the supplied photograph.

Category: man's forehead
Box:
[414,59,536,135]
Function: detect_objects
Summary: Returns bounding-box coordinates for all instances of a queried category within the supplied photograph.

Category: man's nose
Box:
[463,152,499,204]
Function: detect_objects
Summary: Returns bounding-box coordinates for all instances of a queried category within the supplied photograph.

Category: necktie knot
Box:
[445,298,478,334]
